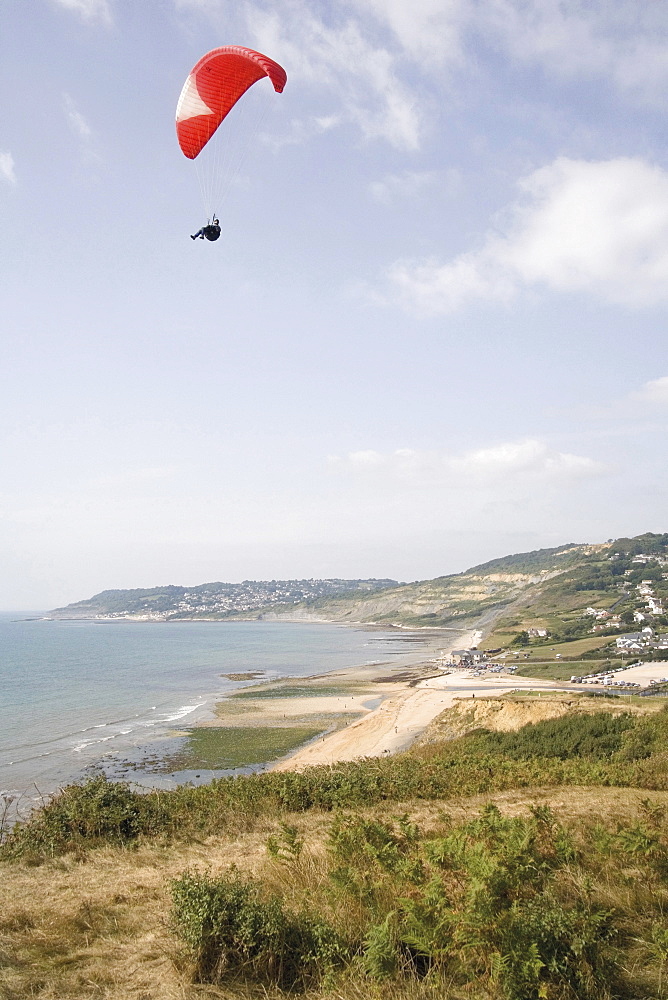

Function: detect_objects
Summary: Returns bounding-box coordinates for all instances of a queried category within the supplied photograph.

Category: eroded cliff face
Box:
[258,569,567,625]
[49,539,619,624]
[417,694,655,745]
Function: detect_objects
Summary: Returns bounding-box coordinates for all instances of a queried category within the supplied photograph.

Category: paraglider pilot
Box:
[191,218,221,241]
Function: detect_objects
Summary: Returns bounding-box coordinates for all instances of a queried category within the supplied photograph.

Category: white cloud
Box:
[474,0,668,101]
[386,158,668,313]
[259,113,344,152]
[352,0,466,67]
[330,438,606,485]
[51,0,112,26]
[62,93,101,166]
[329,448,438,482]
[346,449,386,467]
[0,152,16,185]
[357,0,668,101]
[387,253,514,313]
[319,0,668,99]
[314,114,342,132]
[448,439,605,481]
[356,1,668,99]
[248,4,421,149]
[633,376,668,406]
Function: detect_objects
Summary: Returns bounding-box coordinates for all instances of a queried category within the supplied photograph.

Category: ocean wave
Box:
[1,748,57,767]
[0,715,139,754]
[160,702,206,723]
[0,705,178,756]
[73,735,117,753]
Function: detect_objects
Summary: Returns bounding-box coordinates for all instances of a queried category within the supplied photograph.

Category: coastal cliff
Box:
[417,692,656,745]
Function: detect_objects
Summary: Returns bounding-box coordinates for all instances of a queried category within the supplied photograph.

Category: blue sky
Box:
[2,0,668,608]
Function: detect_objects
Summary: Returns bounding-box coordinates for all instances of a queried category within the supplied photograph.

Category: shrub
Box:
[171,868,348,987]
[328,807,619,999]
[465,712,635,761]
[6,708,668,860]
[2,776,146,857]
[172,806,627,997]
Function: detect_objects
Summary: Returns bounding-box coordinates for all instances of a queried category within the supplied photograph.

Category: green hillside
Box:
[5,697,668,999]
[272,534,668,636]
[479,533,668,666]
[48,535,668,645]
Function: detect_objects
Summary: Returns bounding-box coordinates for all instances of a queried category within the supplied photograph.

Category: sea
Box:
[0,613,429,818]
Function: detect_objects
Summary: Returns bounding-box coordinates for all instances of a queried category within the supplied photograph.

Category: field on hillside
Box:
[514,662,599,680]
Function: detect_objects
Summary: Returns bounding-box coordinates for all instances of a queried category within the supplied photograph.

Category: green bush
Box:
[327,807,619,998]
[2,776,145,856]
[171,868,348,987]
[172,807,628,998]
[466,712,636,761]
[6,708,668,861]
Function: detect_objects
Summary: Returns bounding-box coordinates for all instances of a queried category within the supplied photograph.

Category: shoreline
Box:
[200,626,485,770]
[269,663,574,772]
[5,619,454,824]
[40,614,472,629]
[196,621,597,774]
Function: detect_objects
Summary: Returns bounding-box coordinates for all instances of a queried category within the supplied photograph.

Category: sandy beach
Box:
[203,633,668,775]
[271,665,570,770]
[271,659,668,772]
[202,625,576,772]
[204,627,474,746]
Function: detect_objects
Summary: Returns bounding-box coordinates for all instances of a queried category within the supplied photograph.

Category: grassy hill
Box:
[49,536,668,657]
[5,694,668,999]
[270,533,668,640]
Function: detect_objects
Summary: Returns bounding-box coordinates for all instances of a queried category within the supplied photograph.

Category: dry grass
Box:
[0,825,277,999]
[3,785,668,1000]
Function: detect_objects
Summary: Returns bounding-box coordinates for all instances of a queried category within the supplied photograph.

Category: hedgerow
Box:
[4,708,668,860]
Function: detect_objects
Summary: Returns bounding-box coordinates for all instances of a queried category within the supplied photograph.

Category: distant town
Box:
[49,578,400,621]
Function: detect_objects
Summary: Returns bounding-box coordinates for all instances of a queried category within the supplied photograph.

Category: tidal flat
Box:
[105,656,439,785]
[231,683,353,700]
[99,631,451,788]
[153,725,326,770]
[206,657,443,745]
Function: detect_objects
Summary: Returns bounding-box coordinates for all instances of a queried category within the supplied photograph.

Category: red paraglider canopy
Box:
[176,46,287,160]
